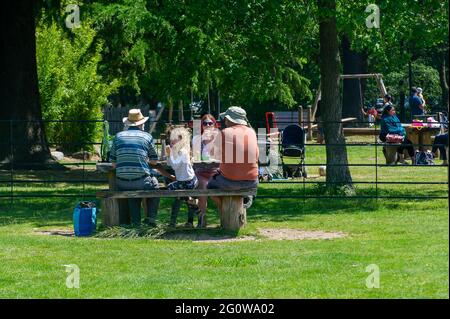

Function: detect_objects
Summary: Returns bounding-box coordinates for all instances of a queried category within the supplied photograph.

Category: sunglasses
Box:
[202,121,215,126]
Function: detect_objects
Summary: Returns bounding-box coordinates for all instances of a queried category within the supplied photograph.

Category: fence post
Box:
[306,106,313,141]
[9,119,13,206]
[298,105,303,127]
[82,143,85,201]
[375,122,378,200]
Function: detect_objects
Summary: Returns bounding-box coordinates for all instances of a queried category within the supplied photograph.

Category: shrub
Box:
[36,19,119,153]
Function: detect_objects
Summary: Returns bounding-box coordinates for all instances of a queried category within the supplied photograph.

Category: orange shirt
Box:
[214,125,259,181]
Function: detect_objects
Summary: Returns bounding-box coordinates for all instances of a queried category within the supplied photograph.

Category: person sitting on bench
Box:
[379,105,415,165]
[432,133,448,166]
[109,109,161,226]
[165,127,199,228]
[207,106,259,209]
[192,113,220,228]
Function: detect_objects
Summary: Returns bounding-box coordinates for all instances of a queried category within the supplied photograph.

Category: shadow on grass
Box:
[248,185,447,222]
[94,224,240,240]
[0,170,447,227]
[0,168,107,182]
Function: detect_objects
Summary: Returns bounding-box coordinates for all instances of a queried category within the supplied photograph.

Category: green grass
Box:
[0,138,448,298]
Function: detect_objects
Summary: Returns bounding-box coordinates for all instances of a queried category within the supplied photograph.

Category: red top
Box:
[367,108,378,117]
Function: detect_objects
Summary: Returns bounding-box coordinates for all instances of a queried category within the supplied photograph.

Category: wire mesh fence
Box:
[0,117,448,207]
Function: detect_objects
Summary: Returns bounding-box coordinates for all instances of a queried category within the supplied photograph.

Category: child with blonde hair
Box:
[166,127,199,227]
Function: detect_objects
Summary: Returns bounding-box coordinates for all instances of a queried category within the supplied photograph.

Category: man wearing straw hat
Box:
[109,109,160,226]
[207,106,259,208]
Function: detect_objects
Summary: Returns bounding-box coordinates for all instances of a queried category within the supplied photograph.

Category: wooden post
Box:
[119,199,131,224]
[298,106,303,127]
[178,100,184,122]
[97,162,130,226]
[168,97,173,123]
[219,196,246,231]
[306,107,313,141]
[149,103,165,134]
[383,145,398,165]
[102,198,120,226]
[160,133,167,160]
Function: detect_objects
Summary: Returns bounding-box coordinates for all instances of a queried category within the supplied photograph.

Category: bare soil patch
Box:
[258,228,346,240]
[163,233,257,243]
[33,229,74,237]
[33,227,346,242]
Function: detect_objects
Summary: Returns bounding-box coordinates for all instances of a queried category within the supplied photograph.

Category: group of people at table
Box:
[109,106,259,228]
[376,87,448,165]
[108,94,448,227]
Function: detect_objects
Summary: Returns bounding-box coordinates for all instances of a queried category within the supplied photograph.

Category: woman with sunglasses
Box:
[192,114,219,227]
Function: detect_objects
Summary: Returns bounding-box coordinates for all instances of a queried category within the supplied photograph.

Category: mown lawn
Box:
[0,137,448,298]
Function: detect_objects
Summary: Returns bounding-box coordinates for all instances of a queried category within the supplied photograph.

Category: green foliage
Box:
[384,61,441,110]
[36,18,119,152]
[338,0,449,68]
[35,0,447,121]
[90,0,313,110]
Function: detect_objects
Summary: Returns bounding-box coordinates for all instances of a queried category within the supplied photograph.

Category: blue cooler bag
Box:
[73,201,97,236]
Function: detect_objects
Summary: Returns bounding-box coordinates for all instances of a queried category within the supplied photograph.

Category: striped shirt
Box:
[109,127,158,179]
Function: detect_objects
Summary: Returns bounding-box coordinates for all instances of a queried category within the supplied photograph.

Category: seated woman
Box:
[379,105,415,164]
[432,133,448,165]
[192,114,220,228]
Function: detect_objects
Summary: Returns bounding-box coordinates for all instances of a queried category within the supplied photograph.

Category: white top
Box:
[192,134,216,161]
[167,151,196,181]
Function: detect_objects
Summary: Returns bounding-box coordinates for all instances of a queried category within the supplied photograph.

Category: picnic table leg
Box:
[119,199,131,224]
[102,198,120,226]
[418,131,424,152]
[219,196,247,231]
[383,145,398,165]
[107,170,130,225]
[142,199,148,223]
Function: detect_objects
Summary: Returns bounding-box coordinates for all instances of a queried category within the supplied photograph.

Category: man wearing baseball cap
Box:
[208,106,259,207]
[109,109,160,226]
[409,87,425,119]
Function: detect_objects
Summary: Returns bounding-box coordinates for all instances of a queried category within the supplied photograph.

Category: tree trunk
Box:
[178,100,184,122]
[167,96,173,123]
[0,1,54,168]
[438,54,449,110]
[317,0,353,189]
[341,35,366,122]
[399,90,406,123]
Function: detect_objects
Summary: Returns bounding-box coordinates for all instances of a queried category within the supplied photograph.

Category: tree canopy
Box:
[1,0,448,171]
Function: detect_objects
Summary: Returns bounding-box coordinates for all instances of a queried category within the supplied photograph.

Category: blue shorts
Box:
[207,173,258,190]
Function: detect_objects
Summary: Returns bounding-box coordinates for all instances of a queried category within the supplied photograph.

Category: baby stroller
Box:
[280,124,307,178]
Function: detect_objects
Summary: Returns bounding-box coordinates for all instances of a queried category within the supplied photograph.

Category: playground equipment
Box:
[265,73,388,140]
[312,73,388,120]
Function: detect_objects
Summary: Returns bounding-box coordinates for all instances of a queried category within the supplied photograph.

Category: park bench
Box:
[96,188,257,231]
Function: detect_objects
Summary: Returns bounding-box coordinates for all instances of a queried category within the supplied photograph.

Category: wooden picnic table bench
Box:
[96,188,257,231]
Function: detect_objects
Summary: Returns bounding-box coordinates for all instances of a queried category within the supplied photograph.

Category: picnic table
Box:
[404,125,441,152]
[96,161,253,231]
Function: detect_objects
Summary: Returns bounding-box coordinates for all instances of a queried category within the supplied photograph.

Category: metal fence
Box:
[0,117,448,206]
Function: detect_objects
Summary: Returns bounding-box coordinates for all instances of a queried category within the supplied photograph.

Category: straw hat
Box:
[122,109,149,126]
[219,106,249,126]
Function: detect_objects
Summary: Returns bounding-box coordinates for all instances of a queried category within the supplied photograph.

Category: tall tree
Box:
[317,0,353,189]
[0,1,53,168]
[341,35,367,121]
